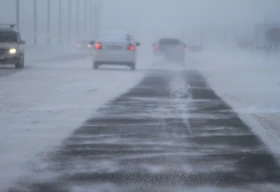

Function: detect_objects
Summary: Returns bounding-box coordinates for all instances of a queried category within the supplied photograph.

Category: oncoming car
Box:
[92,31,140,70]
[0,24,25,69]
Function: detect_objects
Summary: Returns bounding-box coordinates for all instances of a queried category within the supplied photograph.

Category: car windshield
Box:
[2,1,280,192]
[0,31,17,43]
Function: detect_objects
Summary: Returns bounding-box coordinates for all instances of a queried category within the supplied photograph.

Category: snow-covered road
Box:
[0,46,90,78]
[6,64,280,192]
[1,46,280,192]
[0,48,150,191]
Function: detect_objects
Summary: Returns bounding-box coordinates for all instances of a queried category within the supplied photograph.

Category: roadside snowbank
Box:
[189,48,280,157]
[25,45,90,62]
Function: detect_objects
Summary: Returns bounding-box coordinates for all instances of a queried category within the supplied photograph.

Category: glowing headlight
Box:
[88,44,92,48]
[9,48,17,54]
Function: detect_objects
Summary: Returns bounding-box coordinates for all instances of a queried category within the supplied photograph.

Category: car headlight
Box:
[88,44,92,48]
[9,48,17,54]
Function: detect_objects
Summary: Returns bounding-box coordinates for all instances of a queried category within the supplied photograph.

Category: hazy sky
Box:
[0,0,280,44]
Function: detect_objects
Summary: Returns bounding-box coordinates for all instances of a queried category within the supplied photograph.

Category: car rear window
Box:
[80,40,89,44]
[159,39,180,45]
[98,35,127,42]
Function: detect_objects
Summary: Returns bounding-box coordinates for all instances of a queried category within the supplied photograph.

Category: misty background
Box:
[1,0,280,47]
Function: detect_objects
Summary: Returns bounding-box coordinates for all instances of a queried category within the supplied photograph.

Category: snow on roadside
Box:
[188,48,280,157]
[0,56,148,191]
[25,45,91,62]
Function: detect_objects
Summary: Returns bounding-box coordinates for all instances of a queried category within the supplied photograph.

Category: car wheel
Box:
[93,62,99,70]
[21,55,25,68]
[15,55,24,69]
[130,63,136,71]
[15,63,21,69]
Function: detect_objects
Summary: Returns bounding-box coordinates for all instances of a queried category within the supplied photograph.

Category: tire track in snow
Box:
[168,71,192,134]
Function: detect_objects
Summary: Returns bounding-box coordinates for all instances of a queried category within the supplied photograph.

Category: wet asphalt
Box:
[9,69,280,192]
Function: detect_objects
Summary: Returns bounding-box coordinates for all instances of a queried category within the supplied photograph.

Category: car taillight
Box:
[180,46,185,50]
[128,43,135,51]
[155,45,159,50]
[95,42,102,49]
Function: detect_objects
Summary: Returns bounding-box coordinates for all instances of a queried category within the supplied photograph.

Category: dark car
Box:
[76,40,94,50]
[0,24,25,69]
[153,38,186,63]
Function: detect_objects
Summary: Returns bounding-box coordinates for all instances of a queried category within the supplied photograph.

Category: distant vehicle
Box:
[153,38,186,63]
[152,42,162,55]
[92,31,140,70]
[189,41,204,51]
[76,40,94,50]
[0,24,25,69]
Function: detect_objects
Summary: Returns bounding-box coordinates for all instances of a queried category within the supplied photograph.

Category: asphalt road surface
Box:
[9,69,280,192]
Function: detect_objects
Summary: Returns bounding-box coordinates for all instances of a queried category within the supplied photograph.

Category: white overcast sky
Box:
[0,0,280,43]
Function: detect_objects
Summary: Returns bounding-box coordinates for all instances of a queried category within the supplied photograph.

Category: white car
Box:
[92,31,140,70]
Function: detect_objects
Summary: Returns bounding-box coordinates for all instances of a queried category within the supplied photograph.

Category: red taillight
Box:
[155,45,159,50]
[95,42,102,49]
[180,46,185,50]
[128,43,135,51]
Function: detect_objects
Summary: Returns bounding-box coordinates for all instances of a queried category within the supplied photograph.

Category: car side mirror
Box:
[136,42,140,46]
[20,40,26,44]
